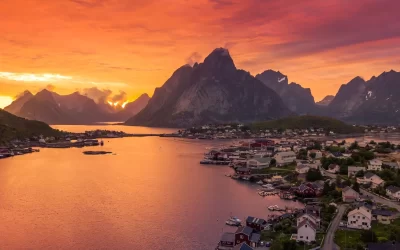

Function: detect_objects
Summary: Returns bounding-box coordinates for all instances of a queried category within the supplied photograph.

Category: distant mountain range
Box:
[126,48,291,127]
[4,90,149,124]
[4,47,399,126]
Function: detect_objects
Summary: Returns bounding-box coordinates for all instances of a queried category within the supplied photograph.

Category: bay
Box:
[0,125,303,250]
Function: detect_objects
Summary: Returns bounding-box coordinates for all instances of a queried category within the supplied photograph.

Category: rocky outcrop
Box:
[316,95,335,106]
[256,70,316,114]
[126,48,291,127]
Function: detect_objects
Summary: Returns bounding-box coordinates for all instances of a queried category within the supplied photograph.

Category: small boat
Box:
[225,174,232,177]
[200,159,213,165]
[242,176,250,181]
[231,175,240,180]
[225,216,242,226]
[257,180,264,185]
[268,205,279,211]
[100,140,104,146]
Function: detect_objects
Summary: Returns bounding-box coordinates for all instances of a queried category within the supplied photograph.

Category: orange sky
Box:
[1,0,399,108]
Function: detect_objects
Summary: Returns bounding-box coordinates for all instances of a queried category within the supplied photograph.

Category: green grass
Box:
[252,164,295,175]
[334,229,362,249]
[372,218,400,240]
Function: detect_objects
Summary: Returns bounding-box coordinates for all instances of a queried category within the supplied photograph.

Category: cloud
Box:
[68,0,106,7]
[14,90,32,99]
[110,90,127,102]
[185,52,202,66]
[46,84,56,91]
[81,87,112,103]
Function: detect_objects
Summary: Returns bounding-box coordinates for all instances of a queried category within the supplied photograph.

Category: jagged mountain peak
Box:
[202,47,235,74]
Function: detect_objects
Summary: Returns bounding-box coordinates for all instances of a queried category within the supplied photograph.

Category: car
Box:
[265,242,271,247]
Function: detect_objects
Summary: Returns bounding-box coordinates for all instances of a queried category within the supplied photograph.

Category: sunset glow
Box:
[0,96,13,109]
[0,0,399,101]
[121,101,129,108]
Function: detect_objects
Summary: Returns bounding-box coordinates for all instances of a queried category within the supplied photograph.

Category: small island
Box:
[83,151,112,155]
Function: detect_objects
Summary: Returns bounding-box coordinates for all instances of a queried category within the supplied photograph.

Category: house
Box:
[232,243,254,250]
[357,172,385,188]
[386,185,400,201]
[347,206,372,230]
[236,167,252,175]
[271,175,283,182]
[246,216,267,232]
[296,164,310,174]
[372,209,392,224]
[383,161,400,169]
[297,219,317,243]
[308,150,323,159]
[247,157,271,169]
[327,164,340,174]
[348,166,366,177]
[217,232,235,250]
[297,212,320,228]
[342,186,360,202]
[234,226,260,248]
[368,159,382,171]
[274,151,296,166]
[305,205,321,217]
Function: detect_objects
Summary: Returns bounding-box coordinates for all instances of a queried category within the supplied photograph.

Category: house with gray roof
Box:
[386,185,400,201]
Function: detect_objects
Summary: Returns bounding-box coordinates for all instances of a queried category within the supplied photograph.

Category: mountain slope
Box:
[127,48,291,127]
[114,93,150,121]
[348,70,400,124]
[251,115,363,134]
[328,76,366,118]
[256,70,316,114]
[316,95,335,106]
[0,108,60,144]
[4,91,33,114]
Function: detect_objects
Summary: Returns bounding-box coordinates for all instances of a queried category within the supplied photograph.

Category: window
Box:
[362,217,365,219]
[306,237,308,240]
[300,236,303,238]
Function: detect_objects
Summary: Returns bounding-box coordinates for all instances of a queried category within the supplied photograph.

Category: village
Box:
[209,136,400,250]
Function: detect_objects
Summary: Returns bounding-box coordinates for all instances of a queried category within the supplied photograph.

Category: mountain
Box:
[4,91,33,114]
[113,94,150,121]
[0,108,60,144]
[255,70,316,114]
[328,76,366,118]
[126,48,291,127]
[251,115,363,134]
[348,70,400,124]
[9,89,108,124]
[327,70,400,124]
[316,95,335,106]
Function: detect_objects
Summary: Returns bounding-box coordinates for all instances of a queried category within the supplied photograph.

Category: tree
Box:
[306,169,323,181]
[310,152,316,159]
[282,240,297,250]
[361,230,377,242]
[323,182,332,195]
[355,170,364,177]
[353,182,360,192]
[270,158,276,166]
[339,165,348,175]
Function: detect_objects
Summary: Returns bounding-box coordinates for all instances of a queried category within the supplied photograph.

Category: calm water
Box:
[0,126,302,250]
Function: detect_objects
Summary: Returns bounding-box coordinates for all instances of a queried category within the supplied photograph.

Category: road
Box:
[322,205,348,250]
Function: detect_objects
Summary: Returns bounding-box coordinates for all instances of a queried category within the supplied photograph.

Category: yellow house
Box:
[372,209,392,225]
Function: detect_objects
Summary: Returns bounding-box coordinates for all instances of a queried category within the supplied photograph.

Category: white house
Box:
[347,206,372,230]
[297,220,317,243]
[386,186,400,201]
[348,166,366,177]
[308,150,323,159]
[367,159,382,171]
[247,157,271,169]
[357,172,384,188]
[297,213,320,229]
[296,165,310,174]
[342,186,360,202]
[274,151,296,166]
[327,164,340,174]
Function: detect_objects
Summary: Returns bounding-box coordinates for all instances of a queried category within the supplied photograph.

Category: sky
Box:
[1,0,400,108]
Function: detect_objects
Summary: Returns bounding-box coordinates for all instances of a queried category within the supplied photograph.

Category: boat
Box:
[225,174,232,177]
[257,180,264,185]
[268,205,279,211]
[242,176,250,181]
[200,159,213,165]
[100,140,104,146]
[231,175,240,180]
[225,216,242,226]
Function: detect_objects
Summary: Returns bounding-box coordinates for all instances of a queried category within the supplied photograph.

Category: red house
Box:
[235,226,261,248]
[236,167,252,175]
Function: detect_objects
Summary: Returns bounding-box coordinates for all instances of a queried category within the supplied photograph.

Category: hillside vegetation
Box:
[0,109,61,144]
[251,115,363,134]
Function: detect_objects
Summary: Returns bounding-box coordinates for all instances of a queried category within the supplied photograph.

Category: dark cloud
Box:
[185,52,202,66]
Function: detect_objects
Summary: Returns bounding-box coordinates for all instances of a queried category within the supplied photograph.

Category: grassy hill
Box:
[0,109,61,144]
[250,115,363,134]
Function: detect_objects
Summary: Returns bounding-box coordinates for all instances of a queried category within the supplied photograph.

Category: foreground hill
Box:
[0,109,60,144]
[126,48,291,127]
[250,115,363,134]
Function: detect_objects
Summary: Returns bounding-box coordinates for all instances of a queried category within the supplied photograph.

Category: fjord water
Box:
[0,126,304,250]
